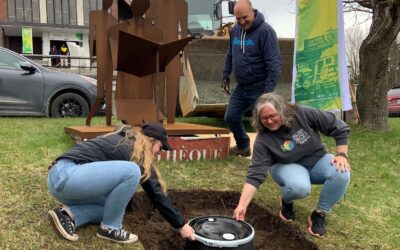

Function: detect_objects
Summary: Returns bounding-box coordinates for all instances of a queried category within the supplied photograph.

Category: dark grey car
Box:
[0,47,102,117]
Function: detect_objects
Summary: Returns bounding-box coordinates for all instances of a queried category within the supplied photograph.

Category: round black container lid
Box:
[189,215,253,241]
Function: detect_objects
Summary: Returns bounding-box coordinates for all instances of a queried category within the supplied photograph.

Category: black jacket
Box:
[57,132,185,229]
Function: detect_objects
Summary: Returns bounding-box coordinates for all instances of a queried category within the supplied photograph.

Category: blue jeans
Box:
[48,159,141,230]
[269,154,350,213]
[224,82,265,149]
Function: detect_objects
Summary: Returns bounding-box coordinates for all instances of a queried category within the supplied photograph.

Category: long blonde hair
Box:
[113,125,167,193]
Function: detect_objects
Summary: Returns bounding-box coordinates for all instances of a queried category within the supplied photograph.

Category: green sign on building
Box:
[22,27,33,54]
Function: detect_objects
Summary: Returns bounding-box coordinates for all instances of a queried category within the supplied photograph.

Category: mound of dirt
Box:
[125,190,318,250]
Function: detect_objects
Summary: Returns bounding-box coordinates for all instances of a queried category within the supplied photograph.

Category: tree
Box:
[345,25,365,84]
[344,0,400,130]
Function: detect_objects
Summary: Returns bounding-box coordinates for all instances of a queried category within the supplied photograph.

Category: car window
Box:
[388,87,400,95]
[0,50,25,70]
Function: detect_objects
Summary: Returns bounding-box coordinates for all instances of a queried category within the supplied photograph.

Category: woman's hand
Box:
[233,205,247,221]
[332,145,350,172]
[233,183,257,221]
[331,154,351,172]
[179,223,195,241]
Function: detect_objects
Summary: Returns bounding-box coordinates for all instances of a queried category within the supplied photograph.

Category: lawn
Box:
[0,117,399,249]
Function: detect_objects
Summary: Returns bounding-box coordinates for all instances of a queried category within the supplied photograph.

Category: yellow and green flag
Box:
[292,0,351,111]
[22,27,33,54]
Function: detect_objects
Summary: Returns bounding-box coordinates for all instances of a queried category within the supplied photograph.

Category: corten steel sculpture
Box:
[108,0,191,125]
[109,0,164,125]
[86,0,117,126]
[86,0,190,126]
[147,0,188,124]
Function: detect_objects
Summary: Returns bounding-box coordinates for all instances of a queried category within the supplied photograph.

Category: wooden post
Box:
[155,50,160,123]
[350,85,361,123]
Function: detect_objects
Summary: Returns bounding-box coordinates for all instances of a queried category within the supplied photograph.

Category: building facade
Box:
[0,0,107,65]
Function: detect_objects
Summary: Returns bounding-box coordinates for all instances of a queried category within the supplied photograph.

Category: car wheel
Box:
[50,93,89,117]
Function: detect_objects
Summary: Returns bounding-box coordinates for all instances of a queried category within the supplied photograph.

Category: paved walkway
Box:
[226,132,257,159]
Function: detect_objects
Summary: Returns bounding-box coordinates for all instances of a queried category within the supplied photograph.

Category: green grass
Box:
[0,117,399,249]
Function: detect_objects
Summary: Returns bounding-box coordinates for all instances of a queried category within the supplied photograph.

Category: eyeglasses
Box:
[261,113,279,122]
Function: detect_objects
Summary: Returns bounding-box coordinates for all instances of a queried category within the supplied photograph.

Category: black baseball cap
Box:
[141,123,172,151]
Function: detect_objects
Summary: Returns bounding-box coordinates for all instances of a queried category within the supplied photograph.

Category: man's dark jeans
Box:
[224,82,265,150]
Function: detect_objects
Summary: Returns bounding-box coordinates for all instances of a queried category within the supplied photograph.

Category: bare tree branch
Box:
[343,0,373,13]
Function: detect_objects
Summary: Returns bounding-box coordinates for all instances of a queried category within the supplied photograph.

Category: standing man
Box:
[49,45,59,67]
[60,44,69,68]
[222,0,281,156]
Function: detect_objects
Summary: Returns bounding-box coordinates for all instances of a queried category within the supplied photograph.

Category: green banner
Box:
[22,27,33,54]
[293,0,341,110]
[75,33,83,41]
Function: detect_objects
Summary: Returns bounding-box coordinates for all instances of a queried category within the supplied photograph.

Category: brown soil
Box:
[125,190,319,250]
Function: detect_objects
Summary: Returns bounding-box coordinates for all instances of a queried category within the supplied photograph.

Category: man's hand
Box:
[221,79,230,94]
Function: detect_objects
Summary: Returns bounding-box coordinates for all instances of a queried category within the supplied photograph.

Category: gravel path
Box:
[195,80,292,104]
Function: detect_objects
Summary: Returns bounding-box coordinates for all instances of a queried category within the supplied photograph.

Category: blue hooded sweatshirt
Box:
[223,10,281,92]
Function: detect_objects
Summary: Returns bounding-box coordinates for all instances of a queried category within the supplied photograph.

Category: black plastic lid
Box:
[189,215,253,241]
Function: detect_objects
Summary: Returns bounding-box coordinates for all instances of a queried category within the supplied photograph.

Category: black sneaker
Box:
[229,145,251,157]
[307,210,326,237]
[48,208,79,242]
[279,198,295,222]
[96,227,138,244]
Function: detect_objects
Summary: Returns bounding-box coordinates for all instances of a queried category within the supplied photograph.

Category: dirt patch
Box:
[125,190,318,250]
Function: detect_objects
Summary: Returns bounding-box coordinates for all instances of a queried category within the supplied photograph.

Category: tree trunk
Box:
[358,2,400,130]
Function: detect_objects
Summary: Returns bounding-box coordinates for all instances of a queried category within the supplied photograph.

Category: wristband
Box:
[335,152,348,160]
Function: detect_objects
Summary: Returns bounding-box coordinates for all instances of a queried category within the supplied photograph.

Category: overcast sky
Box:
[249,0,372,38]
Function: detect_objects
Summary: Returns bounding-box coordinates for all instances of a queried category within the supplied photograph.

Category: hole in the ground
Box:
[125,190,319,250]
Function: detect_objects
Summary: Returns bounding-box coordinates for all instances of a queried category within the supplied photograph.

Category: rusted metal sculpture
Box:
[147,0,188,124]
[109,0,164,125]
[112,31,191,124]
[86,0,117,126]
[86,0,189,126]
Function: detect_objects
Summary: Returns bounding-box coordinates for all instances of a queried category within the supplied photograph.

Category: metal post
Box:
[155,50,160,123]
[0,27,4,47]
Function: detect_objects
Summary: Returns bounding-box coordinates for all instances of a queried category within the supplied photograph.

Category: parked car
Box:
[388,86,400,117]
[0,47,103,117]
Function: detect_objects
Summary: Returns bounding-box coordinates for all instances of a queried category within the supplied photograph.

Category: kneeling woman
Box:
[233,93,351,237]
[47,123,195,243]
